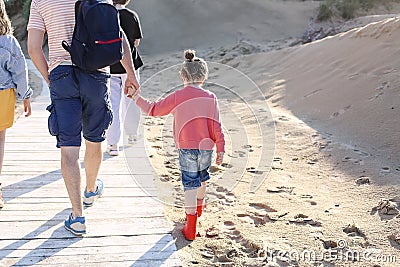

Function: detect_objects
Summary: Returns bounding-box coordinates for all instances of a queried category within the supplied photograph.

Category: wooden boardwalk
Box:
[0,62,182,266]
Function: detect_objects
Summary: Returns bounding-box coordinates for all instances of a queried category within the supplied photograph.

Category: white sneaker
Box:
[106,144,119,156]
[128,135,138,144]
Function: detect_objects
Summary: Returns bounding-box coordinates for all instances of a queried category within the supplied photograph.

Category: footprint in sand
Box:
[267,186,294,194]
[246,167,265,174]
[375,199,399,215]
[207,185,236,206]
[220,221,243,243]
[237,212,275,225]
[164,160,176,170]
[300,195,317,205]
[381,166,391,174]
[307,159,318,165]
[355,176,370,185]
[236,203,278,225]
[343,224,365,238]
[289,214,322,227]
[200,249,214,260]
[221,220,266,259]
[388,233,400,247]
[369,81,389,101]
[277,116,290,122]
[234,150,246,158]
[321,239,338,249]
[221,163,233,168]
[342,156,364,165]
[330,105,351,118]
[170,171,181,177]
[272,157,283,169]
[159,174,171,182]
[249,203,277,212]
[353,149,370,157]
[303,88,322,98]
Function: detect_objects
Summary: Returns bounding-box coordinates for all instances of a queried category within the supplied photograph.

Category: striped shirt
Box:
[27,0,76,71]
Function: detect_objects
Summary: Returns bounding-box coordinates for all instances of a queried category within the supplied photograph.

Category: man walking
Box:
[27,0,139,236]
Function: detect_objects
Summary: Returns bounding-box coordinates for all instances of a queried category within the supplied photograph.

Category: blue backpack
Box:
[62,0,123,71]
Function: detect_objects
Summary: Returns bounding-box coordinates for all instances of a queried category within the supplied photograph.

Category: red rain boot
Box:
[182,213,197,241]
[196,198,206,217]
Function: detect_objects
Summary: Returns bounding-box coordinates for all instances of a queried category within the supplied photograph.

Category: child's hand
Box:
[216,152,224,165]
[127,86,137,97]
[127,87,141,100]
[23,99,32,117]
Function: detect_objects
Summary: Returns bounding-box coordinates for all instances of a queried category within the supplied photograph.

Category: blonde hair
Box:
[180,49,208,84]
[0,0,12,35]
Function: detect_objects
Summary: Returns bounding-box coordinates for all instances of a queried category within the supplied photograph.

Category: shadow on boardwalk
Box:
[0,208,79,266]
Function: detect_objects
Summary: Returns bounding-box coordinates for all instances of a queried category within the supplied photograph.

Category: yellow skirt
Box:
[0,88,16,131]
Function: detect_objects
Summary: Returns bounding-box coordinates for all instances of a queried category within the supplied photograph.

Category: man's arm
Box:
[27,29,49,85]
[120,31,140,93]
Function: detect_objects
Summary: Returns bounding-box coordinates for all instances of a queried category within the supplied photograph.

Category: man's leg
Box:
[60,146,82,218]
[84,140,102,193]
[78,69,110,206]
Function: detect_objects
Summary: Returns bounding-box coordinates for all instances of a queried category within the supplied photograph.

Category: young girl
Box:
[0,0,32,208]
[129,50,225,240]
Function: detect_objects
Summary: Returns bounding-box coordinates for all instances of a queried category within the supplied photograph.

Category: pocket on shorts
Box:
[46,104,59,136]
[49,67,72,83]
[103,104,113,131]
[90,71,111,83]
[179,149,199,173]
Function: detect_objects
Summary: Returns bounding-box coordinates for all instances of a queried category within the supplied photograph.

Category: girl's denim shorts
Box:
[178,149,213,191]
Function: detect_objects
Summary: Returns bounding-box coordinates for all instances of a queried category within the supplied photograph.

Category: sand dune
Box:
[245,17,400,167]
[128,0,318,54]
[135,12,400,266]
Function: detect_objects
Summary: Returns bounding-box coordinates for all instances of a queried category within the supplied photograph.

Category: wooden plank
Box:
[2,248,178,261]
[2,186,156,196]
[1,169,153,175]
[0,234,174,249]
[0,208,165,220]
[0,64,181,266]
[0,253,182,267]
[0,219,172,239]
[2,174,155,187]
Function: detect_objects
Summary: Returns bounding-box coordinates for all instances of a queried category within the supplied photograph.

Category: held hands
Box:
[127,86,141,100]
[23,99,32,117]
[216,152,224,165]
[124,71,140,97]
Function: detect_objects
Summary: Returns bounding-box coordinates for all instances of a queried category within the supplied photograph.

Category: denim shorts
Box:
[47,66,112,147]
[179,149,213,191]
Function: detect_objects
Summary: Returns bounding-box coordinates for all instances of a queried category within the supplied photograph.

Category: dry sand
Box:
[17,0,400,266]
[124,0,400,266]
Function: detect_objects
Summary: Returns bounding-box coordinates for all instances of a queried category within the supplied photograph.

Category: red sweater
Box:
[135,86,225,152]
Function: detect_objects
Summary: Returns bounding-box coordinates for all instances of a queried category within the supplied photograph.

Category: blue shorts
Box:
[47,66,112,147]
[178,149,213,191]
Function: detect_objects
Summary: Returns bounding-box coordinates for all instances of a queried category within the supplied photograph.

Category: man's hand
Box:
[216,152,224,165]
[124,72,140,95]
[23,99,32,117]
